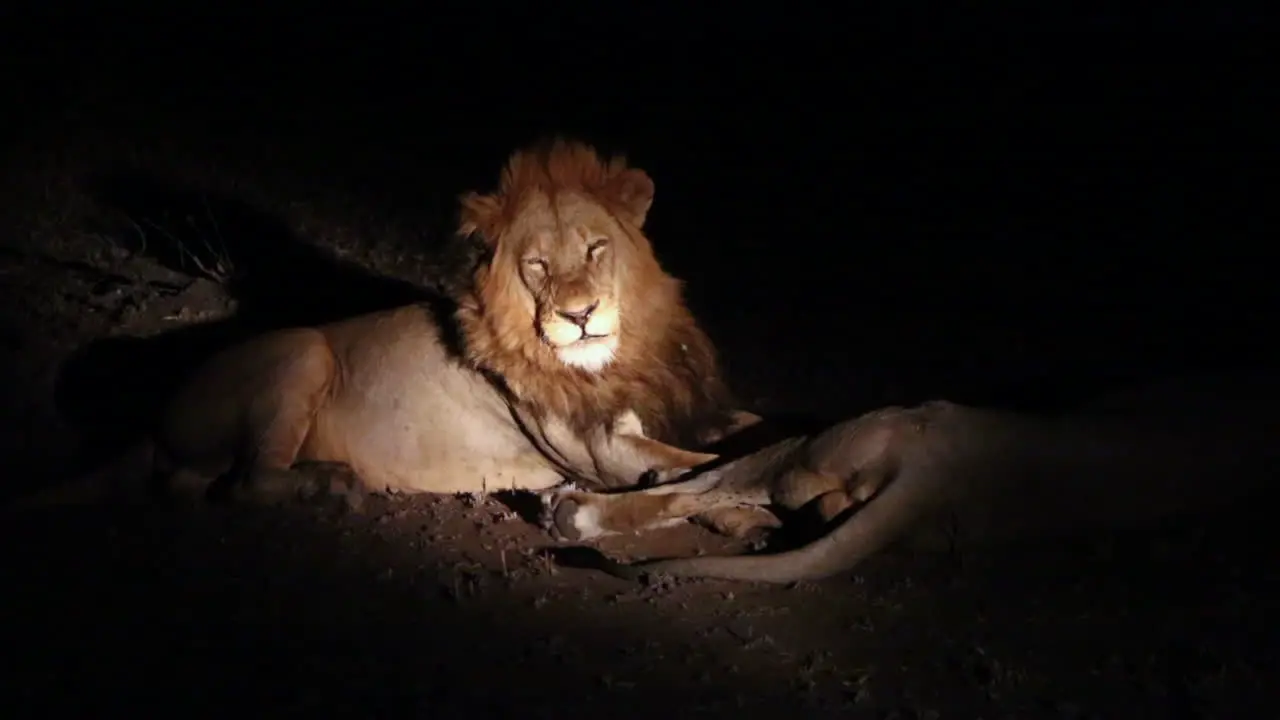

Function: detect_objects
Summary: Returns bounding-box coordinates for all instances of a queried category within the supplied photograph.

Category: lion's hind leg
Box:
[231,462,366,513]
[216,336,363,511]
[159,459,363,513]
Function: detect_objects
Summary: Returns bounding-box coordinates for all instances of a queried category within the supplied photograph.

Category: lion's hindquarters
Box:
[160,329,338,497]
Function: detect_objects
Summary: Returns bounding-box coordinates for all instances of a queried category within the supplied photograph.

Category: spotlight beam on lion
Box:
[9,140,760,512]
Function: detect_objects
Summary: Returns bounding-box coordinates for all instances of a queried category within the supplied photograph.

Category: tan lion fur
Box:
[13,139,751,510]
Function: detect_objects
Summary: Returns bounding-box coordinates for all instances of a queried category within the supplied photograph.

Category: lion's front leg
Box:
[597,433,719,487]
[516,407,716,490]
[543,467,772,541]
[587,410,720,488]
[547,432,846,542]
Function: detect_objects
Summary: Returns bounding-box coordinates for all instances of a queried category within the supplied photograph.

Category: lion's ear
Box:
[608,169,655,228]
[458,192,504,246]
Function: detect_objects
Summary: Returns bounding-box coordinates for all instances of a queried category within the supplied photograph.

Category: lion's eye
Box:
[587,239,610,260]
[524,257,548,274]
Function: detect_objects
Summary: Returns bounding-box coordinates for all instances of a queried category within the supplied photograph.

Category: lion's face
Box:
[451,140,736,446]
[511,191,624,371]
[458,142,658,374]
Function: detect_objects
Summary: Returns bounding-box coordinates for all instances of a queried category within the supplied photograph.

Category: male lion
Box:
[547,375,1280,584]
[17,139,757,509]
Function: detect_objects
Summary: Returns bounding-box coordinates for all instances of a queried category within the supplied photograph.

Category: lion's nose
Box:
[557,300,599,326]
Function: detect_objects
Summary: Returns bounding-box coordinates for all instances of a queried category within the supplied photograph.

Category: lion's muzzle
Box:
[556,300,599,327]
[540,297,620,371]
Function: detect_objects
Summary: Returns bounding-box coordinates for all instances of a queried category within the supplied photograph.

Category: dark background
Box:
[8,8,1276,416]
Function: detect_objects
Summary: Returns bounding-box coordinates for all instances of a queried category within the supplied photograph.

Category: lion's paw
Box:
[293,462,366,514]
[544,492,616,543]
[537,482,582,529]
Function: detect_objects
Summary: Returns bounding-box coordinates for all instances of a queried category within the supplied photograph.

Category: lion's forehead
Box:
[513,191,618,249]
[529,227,594,249]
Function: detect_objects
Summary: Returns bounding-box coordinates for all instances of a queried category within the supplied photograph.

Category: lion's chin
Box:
[555,336,618,373]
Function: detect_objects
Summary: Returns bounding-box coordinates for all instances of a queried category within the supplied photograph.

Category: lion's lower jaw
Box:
[556,338,618,373]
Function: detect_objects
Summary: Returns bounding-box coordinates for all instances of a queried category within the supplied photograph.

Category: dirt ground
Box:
[2,125,1278,718]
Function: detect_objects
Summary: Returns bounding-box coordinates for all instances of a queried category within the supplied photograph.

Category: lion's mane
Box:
[448,139,737,448]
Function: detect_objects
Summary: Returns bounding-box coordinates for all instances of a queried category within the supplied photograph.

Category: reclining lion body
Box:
[159,303,573,498]
[551,376,1280,584]
[17,140,752,509]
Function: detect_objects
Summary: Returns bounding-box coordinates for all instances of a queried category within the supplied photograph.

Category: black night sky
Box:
[12,10,1277,409]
